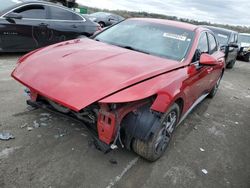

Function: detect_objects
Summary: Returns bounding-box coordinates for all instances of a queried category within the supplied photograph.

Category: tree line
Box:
[87,7,250,33]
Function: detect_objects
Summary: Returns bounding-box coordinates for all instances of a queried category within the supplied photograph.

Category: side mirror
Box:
[199,53,217,66]
[229,43,238,48]
[5,12,22,20]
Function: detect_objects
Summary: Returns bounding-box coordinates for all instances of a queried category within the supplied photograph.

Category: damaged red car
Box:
[12,18,225,161]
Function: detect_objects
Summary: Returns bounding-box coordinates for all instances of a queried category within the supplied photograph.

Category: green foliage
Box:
[87,7,250,33]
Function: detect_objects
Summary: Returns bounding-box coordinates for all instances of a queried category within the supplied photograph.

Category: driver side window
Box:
[197,32,209,53]
[193,32,209,62]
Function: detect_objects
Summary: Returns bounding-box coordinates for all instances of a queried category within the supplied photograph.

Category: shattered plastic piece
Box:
[235,122,239,125]
[109,159,118,165]
[33,120,40,128]
[81,133,87,137]
[0,132,15,140]
[110,144,118,150]
[40,113,50,117]
[41,123,47,127]
[27,127,33,131]
[200,148,205,152]
[54,133,65,139]
[205,113,210,117]
[72,148,75,151]
[40,117,48,121]
[54,135,59,139]
[20,123,28,128]
[202,169,208,174]
[194,126,198,130]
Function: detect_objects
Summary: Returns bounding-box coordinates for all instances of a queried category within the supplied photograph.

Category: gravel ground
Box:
[0,54,249,188]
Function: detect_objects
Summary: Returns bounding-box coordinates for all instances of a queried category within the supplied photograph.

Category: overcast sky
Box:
[77,0,250,26]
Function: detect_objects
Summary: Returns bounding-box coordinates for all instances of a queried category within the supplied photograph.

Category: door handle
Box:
[71,24,77,28]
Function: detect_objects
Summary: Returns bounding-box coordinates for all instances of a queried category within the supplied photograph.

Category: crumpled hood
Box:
[12,38,179,111]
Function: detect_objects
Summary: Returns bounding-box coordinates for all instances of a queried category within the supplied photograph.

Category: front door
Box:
[1,4,48,51]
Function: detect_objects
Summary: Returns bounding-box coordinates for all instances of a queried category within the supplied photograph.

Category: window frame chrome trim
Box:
[0,2,86,22]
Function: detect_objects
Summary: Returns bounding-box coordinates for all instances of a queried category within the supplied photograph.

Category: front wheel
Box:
[132,103,180,161]
[98,22,105,28]
[243,53,250,62]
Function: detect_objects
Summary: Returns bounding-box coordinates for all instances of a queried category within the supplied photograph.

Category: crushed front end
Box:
[25,88,149,152]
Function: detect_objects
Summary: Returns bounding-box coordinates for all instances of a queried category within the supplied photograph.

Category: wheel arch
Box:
[121,94,185,150]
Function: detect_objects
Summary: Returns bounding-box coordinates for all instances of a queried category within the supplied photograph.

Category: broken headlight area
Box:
[26,92,152,152]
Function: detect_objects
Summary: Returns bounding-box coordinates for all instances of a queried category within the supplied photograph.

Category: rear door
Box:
[227,33,238,62]
[1,4,48,51]
[46,5,85,43]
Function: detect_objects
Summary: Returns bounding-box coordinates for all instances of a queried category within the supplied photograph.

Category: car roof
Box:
[128,18,199,31]
[203,25,238,34]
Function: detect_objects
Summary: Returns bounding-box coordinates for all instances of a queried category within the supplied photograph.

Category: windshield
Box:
[95,20,194,61]
[0,0,22,12]
[238,34,250,47]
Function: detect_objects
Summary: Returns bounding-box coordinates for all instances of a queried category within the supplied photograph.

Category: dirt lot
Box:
[0,54,250,188]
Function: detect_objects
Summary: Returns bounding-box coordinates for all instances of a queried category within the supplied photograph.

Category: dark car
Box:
[87,12,124,28]
[0,0,100,52]
[237,33,250,62]
[204,26,239,69]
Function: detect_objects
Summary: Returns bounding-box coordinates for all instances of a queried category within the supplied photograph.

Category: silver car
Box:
[87,12,124,27]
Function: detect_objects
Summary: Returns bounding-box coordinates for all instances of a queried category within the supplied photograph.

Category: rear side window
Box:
[197,32,209,53]
[13,5,46,19]
[207,33,217,54]
[48,6,82,20]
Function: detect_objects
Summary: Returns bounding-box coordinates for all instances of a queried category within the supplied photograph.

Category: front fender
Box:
[100,68,187,113]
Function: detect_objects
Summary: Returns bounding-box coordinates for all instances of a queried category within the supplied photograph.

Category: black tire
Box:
[226,59,236,69]
[208,74,222,98]
[243,53,250,62]
[98,22,105,28]
[132,103,180,161]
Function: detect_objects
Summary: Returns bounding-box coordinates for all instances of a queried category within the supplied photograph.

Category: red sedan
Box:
[12,18,225,161]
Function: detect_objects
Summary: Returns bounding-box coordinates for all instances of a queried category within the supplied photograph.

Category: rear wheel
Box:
[132,103,180,161]
[226,59,236,69]
[208,74,222,98]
